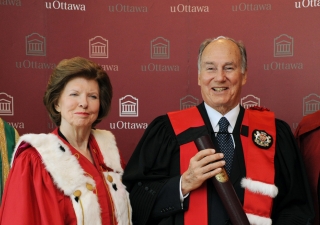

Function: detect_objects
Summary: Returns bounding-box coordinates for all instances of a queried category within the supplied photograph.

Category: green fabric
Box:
[3,120,16,164]
[0,119,18,203]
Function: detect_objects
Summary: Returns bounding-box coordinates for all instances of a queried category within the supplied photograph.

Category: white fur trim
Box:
[13,130,132,225]
[91,129,123,173]
[92,129,132,225]
[247,213,272,225]
[15,133,101,225]
[241,178,278,198]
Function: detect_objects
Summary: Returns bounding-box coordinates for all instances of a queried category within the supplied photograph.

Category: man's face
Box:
[198,39,247,115]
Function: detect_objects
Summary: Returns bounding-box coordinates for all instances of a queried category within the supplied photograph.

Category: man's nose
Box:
[215,69,226,81]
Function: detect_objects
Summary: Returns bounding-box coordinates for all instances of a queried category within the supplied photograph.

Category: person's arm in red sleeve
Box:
[0,147,76,225]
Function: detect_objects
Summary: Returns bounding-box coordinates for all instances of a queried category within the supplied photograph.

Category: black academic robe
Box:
[123,103,314,225]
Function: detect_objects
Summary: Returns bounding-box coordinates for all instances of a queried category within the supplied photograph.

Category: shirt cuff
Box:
[179,176,190,202]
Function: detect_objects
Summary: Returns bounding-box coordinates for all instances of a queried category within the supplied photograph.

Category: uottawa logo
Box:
[180,95,199,110]
[119,95,138,117]
[109,95,148,130]
[89,36,108,59]
[151,37,170,59]
[303,93,320,116]
[45,0,86,11]
[0,93,24,129]
[0,92,14,116]
[26,33,46,56]
[232,3,271,11]
[241,95,261,109]
[170,4,209,12]
[89,36,119,72]
[0,0,21,6]
[295,0,320,8]
[16,33,56,69]
[264,34,303,71]
[274,34,293,57]
[108,4,148,12]
[141,37,179,72]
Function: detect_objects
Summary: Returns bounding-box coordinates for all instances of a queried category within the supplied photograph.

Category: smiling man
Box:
[198,38,247,116]
[123,36,314,225]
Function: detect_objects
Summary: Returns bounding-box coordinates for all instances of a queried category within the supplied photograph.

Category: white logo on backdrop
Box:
[180,95,199,110]
[0,92,14,116]
[119,95,138,117]
[303,93,320,116]
[26,33,46,56]
[89,36,108,58]
[151,37,170,59]
[241,95,260,109]
[274,34,294,57]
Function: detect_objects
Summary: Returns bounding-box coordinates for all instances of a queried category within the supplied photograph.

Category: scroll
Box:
[194,135,250,225]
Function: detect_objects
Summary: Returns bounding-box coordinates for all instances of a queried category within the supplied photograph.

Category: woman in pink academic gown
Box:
[0,57,132,225]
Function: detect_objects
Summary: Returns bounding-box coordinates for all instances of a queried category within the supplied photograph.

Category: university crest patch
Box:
[252,129,273,149]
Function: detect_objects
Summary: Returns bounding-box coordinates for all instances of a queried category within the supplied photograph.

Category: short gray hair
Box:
[197,36,247,74]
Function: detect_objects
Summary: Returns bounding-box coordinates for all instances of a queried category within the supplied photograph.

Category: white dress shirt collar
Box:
[204,102,240,133]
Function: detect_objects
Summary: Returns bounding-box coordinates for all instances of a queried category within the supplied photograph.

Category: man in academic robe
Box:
[123,36,314,225]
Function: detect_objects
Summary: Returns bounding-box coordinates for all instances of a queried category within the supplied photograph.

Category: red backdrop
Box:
[1,0,319,162]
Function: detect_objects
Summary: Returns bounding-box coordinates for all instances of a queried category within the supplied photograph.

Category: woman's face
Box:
[55,77,100,130]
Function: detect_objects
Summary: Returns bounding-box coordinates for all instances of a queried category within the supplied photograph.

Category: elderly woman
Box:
[0,57,132,225]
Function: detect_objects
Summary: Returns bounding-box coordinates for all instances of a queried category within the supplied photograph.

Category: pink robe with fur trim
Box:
[0,128,132,225]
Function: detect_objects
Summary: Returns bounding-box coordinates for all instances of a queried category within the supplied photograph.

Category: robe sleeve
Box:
[272,119,315,225]
[294,111,320,225]
[295,128,320,225]
[123,115,186,225]
[0,147,76,225]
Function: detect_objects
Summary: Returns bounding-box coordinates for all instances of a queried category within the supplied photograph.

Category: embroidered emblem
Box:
[215,168,229,183]
[252,130,273,149]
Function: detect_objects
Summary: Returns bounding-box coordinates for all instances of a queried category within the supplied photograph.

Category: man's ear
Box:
[242,70,248,86]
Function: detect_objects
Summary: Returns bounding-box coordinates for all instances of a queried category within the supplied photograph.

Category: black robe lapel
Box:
[230,106,246,186]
